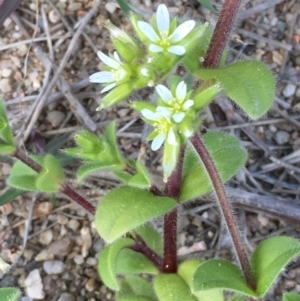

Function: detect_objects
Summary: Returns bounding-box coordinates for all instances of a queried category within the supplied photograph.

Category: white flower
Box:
[156,81,194,123]
[138,4,195,55]
[89,51,128,93]
[141,109,177,151]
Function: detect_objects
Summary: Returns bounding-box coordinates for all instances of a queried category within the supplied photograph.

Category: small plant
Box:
[1,1,300,301]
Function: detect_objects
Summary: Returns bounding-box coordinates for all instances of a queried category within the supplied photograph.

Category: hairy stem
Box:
[163,146,185,273]
[203,0,242,68]
[130,234,163,271]
[190,134,256,290]
[12,149,95,215]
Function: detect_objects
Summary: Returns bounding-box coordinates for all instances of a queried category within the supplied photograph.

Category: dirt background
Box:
[0,0,300,300]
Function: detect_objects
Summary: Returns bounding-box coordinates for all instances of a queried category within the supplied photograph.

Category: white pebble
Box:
[283,84,296,97]
[39,229,53,245]
[43,260,65,275]
[25,269,45,299]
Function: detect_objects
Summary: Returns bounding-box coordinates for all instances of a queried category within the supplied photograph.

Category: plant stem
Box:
[163,146,185,273]
[190,134,256,290]
[130,234,163,271]
[12,149,95,215]
[203,0,242,68]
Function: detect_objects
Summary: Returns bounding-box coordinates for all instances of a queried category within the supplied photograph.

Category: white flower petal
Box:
[149,44,163,53]
[167,45,185,55]
[176,81,187,102]
[113,51,121,63]
[89,71,114,83]
[157,106,172,116]
[97,51,120,69]
[156,4,170,33]
[156,85,173,103]
[167,128,177,145]
[172,112,185,123]
[138,21,159,42]
[171,20,195,42]
[183,99,194,110]
[101,83,116,93]
[141,109,159,121]
[118,68,127,81]
[151,133,166,151]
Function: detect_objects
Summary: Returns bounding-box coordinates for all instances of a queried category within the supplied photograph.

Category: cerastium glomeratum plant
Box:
[1,1,300,301]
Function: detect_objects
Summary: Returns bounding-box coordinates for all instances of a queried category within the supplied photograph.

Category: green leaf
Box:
[178,260,224,301]
[105,122,124,164]
[98,238,135,291]
[0,287,21,301]
[283,292,300,301]
[133,225,163,256]
[7,159,39,191]
[0,100,15,148]
[95,186,177,243]
[0,188,23,206]
[251,236,300,297]
[229,296,248,301]
[128,162,151,188]
[180,131,247,202]
[115,0,131,13]
[36,155,65,192]
[192,259,256,297]
[117,275,156,300]
[197,0,215,11]
[194,60,275,119]
[154,274,198,301]
[77,162,124,181]
[116,248,159,275]
[0,144,16,155]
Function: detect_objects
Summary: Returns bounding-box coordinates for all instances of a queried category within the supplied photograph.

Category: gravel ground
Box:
[0,0,300,300]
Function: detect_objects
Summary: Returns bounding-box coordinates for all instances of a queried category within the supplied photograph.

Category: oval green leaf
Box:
[98,238,135,291]
[36,155,65,192]
[95,186,176,243]
[117,297,155,301]
[194,60,275,119]
[116,275,156,300]
[180,131,247,202]
[154,274,198,301]
[116,248,159,275]
[251,236,300,297]
[192,259,256,297]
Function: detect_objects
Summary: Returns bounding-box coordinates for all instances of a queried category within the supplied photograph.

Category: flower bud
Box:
[105,20,142,62]
[98,82,133,109]
[192,79,222,111]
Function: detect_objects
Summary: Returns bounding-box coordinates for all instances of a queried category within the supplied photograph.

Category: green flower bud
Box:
[105,20,142,62]
[129,13,148,43]
[131,101,156,113]
[192,79,222,111]
[99,82,133,109]
[133,65,156,89]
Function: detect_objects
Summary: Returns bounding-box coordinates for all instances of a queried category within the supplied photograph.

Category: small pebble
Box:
[43,260,65,275]
[67,219,80,231]
[283,84,296,97]
[81,226,92,258]
[275,130,290,145]
[48,237,73,256]
[74,254,84,265]
[105,2,119,14]
[1,69,12,77]
[25,269,45,299]
[47,111,66,128]
[57,214,69,225]
[0,79,11,93]
[86,257,97,266]
[35,249,54,262]
[57,292,75,301]
[49,10,60,23]
[39,229,53,245]
[85,278,96,292]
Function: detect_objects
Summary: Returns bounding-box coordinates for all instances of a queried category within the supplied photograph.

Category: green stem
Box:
[12,149,95,215]
[190,134,256,290]
[203,0,242,68]
[162,146,185,273]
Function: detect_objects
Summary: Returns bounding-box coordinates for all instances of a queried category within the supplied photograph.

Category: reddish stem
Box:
[12,149,95,215]
[190,134,256,290]
[130,234,163,271]
[203,0,242,68]
[162,146,185,273]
